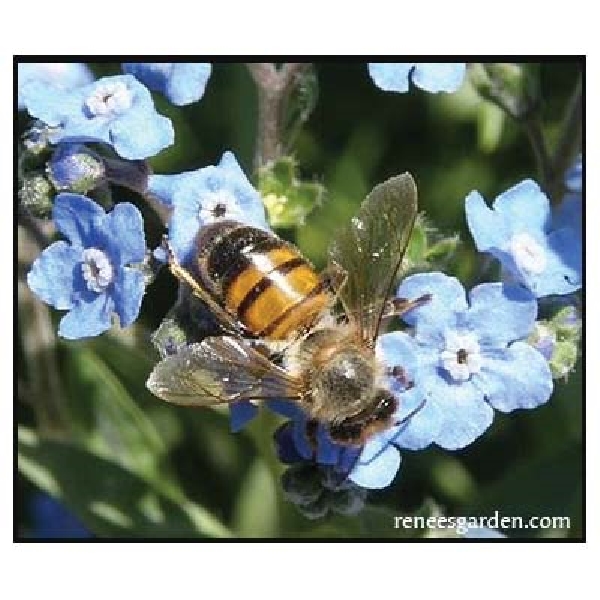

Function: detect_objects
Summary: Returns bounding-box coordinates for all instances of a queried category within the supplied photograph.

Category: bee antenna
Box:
[393,397,427,428]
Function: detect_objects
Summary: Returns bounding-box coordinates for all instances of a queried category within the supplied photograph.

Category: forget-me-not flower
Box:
[18,63,94,110]
[20,74,174,160]
[27,193,147,339]
[122,63,212,106]
[466,180,581,297]
[148,151,269,265]
[379,272,553,450]
[368,63,466,94]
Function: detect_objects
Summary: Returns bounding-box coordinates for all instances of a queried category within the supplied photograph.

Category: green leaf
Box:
[18,426,232,538]
[232,458,279,537]
[61,345,167,482]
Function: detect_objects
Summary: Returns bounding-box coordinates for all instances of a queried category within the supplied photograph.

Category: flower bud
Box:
[258,156,325,228]
[329,485,368,516]
[281,464,323,507]
[47,144,106,194]
[18,173,54,218]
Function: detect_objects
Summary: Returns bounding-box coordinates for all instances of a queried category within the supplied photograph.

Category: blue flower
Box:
[18,62,94,109]
[122,63,212,106]
[463,526,506,539]
[271,336,427,490]
[368,63,466,93]
[20,74,174,160]
[149,151,269,264]
[27,193,147,339]
[465,180,582,297]
[564,154,582,193]
[379,272,553,450]
[29,493,92,539]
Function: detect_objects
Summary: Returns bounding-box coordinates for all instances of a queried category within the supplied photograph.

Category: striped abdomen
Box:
[196,222,329,340]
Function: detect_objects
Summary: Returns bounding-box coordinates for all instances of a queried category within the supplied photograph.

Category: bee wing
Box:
[146,336,304,407]
[328,173,417,345]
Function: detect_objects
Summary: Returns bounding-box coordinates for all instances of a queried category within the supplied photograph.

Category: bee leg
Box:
[393,398,427,427]
[386,365,414,390]
[319,262,348,297]
[382,293,432,320]
[161,236,246,334]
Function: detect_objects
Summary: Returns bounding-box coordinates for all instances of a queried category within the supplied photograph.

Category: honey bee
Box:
[147,173,429,447]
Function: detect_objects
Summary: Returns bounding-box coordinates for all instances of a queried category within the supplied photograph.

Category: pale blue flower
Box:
[20,74,174,160]
[466,180,581,297]
[380,272,553,450]
[368,63,466,93]
[18,62,94,109]
[27,193,147,339]
[149,151,269,264]
[122,63,212,106]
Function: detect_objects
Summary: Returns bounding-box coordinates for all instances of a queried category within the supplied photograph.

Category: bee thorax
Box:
[309,349,375,421]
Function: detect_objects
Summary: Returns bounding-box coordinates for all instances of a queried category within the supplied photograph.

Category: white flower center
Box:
[439,330,482,382]
[85,81,133,117]
[81,248,114,293]
[506,232,547,275]
[198,189,243,222]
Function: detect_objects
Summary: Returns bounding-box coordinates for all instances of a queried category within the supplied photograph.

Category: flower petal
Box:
[273,421,304,464]
[475,342,553,412]
[27,241,80,310]
[104,202,147,266]
[266,399,306,420]
[229,401,259,432]
[564,155,582,193]
[465,190,510,250]
[109,103,174,160]
[412,63,466,93]
[465,282,537,347]
[553,193,582,233]
[168,63,212,106]
[541,228,582,295]
[19,80,80,127]
[397,272,467,345]
[376,330,420,393]
[418,368,494,450]
[350,444,401,489]
[493,180,551,234]
[58,292,114,339]
[52,193,106,248]
[18,63,94,110]
[111,267,145,328]
[393,395,444,450]
[368,63,413,92]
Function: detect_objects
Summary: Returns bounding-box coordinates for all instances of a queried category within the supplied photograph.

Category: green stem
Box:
[523,114,552,190]
[547,73,583,204]
[246,62,310,169]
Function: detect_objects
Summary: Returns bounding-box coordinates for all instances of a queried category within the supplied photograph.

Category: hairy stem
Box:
[246,62,310,169]
[547,73,583,203]
[18,226,69,437]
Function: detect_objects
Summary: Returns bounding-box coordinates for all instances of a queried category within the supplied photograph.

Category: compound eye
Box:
[373,390,397,419]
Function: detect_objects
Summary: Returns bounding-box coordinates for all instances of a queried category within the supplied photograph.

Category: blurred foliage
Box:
[17,61,583,539]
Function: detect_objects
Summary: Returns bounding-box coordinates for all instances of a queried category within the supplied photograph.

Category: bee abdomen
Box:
[231,248,328,340]
[201,225,325,339]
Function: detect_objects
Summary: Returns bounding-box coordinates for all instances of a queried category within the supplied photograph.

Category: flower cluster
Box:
[19,62,582,524]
